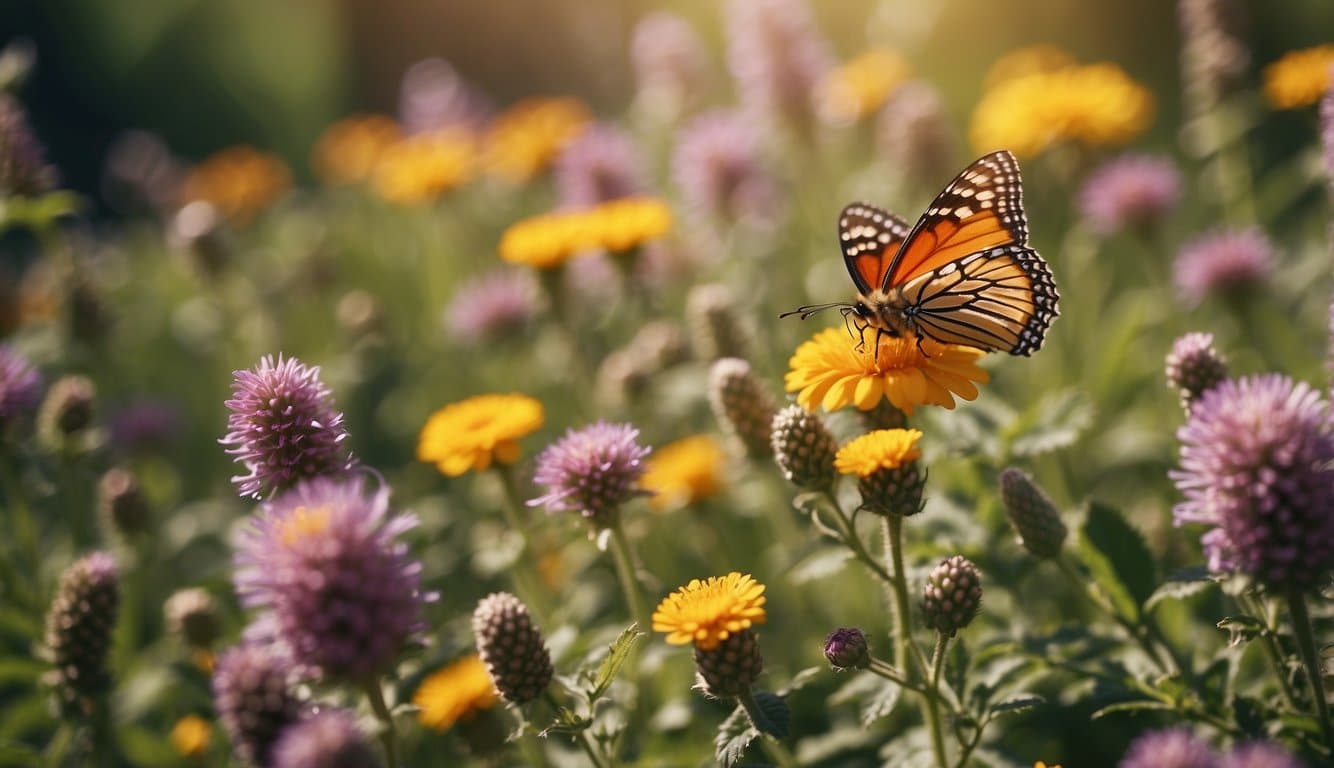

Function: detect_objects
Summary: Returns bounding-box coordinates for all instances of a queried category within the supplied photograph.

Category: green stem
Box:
[1287,591,1333,751]
[866,656,921,691]
[0,452,37,606]
[1056,556,1177,676]
[815,491,893,585]
[883,516,914,673]
[493,465,553,623]
[543,690,609,768]
[364,680,401,768]
[1242,593,1299,709]
[606,516,649,631]
[737,689,801,768]
[924,633,950,768]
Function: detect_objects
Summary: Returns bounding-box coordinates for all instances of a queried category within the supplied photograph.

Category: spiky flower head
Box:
[1166,332,1228,410]
[43,552,119,713]
[164,587,222,650]
[97,467,150,538]
[836,429,926,516]
[0,93,58,196]
[270,710,383,768]
[1174,229,1274,306]
[653,572,767,651]
[687,283,753,361]
[1117,727,1218,768]
[472,592,553,705]
[823,627,870,671]
[38,374,95,444]
[234,476,429,681]
[631,11,710,114]
[417,393,544,476]
[998,468,1068,559]
[414,654,500,732]
[693,628,764,698]
[708,358,778,459]
[1172,374,1334,591]
[724,0,833,129]
[554,124,647,208]
[877,80,958,190]
[1219,741,1302,768]
[1179,0,1249,113]
[770,404,838,490]
[529,421,651,529]
[673,109,778,224]
[220,355,355,500]
[213,643,301,768]
[0,344,41,431]
[445,268,541,345]
[921,555,982,636]
[1078,153,1182,235]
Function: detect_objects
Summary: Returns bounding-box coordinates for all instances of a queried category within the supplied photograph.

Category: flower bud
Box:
[693,628,763,698]
[1165,332,1227,411]
[708,358,777,459]
[922,556,982,636]
[998,468,1067,559]
[213,643,300,768]
[822,627,870,671]
[686,283,752,361]
[38,374,95,445]
[164,587,222,650]
[770,405,837,490]
[472,592,552,705]
[43,552,119,713]
[97,467,151,538]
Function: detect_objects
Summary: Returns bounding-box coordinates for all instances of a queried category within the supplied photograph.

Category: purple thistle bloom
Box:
[529,421,651,529]
[1171,375,1334,591]
[445,269,541,345]
[1174,229,1275,305]
[220,354,355,500]
[398,58,492,134]
[1079,153,1182,235]
[1221,742,1304,768]
[631,11,710,112]
[0,94,58,196]
[108,398,181,454]
[0,345,41,430]
[673,109,779,224]
[234,476,430,681]
[1119,728,1220,768]
[554,124,647,208]
[270,710,382,768]
[724,0,832,128]
[213,643,301,768]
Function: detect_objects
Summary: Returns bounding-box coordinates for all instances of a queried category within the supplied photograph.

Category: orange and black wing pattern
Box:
[838,203,913,296]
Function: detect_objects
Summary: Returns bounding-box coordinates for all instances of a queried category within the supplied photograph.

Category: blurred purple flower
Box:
[529,421,651,529]
[554,124,647,208]
[398,58,492,134]
[1171,374,1334,590]
[101,130,184,215]
[1174,229,1275,305]
[1322,71,1334,195]
[1079,153,1182,235]
[1165,332,1227,409]
[271,710,382,768]
[0,345,41,430]
[0,93,58,196]
[445,269,540,345]
[1118,728,1219,768]
[673,109,779,223]
[213,643,301,768]
[109,398,181,454]
[234,476,430,681]
[1220,742,1303,768]
[631,11,710,111]
[220,354,355,499]
[877,80,958,190]
[724,0,832,127]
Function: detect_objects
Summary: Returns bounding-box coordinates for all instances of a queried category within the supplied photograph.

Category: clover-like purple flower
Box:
[1174,229,1275,305]
[554,124,647,208]
[0,345,41,430]
[445,269,540,345]
[1220,741,1303,768]
[529,421,651,529]
[1118,727,1219,768]
[631,11,710,110]
[271,710,382,768]
[213,642,301,768]
[220,354,355,499]
[1172,374,1334,591]
[724,0,832,126]
[1079,153,1182,235]
[673,109,778,224]
[234,476,430,681]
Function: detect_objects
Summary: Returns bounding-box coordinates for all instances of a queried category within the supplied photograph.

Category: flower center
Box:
[279,504,333,546]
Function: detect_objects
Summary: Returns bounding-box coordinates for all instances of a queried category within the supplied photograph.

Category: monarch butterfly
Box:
[784,150,1059,356]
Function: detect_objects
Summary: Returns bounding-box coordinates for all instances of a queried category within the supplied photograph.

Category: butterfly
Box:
[785,150,1059,356]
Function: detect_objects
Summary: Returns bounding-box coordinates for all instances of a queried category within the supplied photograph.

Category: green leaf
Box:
[746,692,790,739]
[715,705,759,768]
[587,624,644,702]
[0,657,44,685]
[1076,502,1156,620]
[989,694,1045,716]
[1217,615,1265,648]
[778,667,821,697]
[0,742,41,768]
[539,704,591,738]
[860,679,902,726]
[1091,699,1174,719]
[1146,566,1216,610]
[1009,389,1093,458]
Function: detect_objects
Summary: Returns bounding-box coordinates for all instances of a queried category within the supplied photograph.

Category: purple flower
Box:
[1079,153,1182,235]
[43,552,119,711]
[724,0,832,127]
[822,627,870,670]
[1323,74,1334,197]
[0,345,41,430]
[1165,332,1227,409]
[0,94,58,196]
[631,11,710,111]
[1174,229,1275,305]
[220,354,355,499]
[554,124,647,208]
[108,398,181,454]
[398,58,492,134]
[876,80,958,190]
[673,109,779,223]
[101,130,184,215]
[1171,375,1334,590]
[1119,728,1219,768]
[529,421,651,529]
[445,269,540,345]
[234,476,430,681]
[1221,742,1303,768]
[213,643,301,768]
[270,710,382,768]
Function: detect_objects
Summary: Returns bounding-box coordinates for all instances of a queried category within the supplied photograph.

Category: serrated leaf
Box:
[539,705,591,738]
[860,679,902,726]
[587,624,644,702]
[1217,615,1265,648]
[746,692,790,738]
[1146,566,1216,610]
[716,705,759,768]
[1090,699,1174,719]
[778,667,821,697]
[989,694,1045,715]
[1076,502,1156,620]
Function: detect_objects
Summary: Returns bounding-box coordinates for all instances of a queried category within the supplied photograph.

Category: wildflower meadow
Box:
[4,1,1334,766]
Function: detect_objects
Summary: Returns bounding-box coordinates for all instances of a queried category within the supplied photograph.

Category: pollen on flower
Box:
[277,505,332,547]
[652,572,767,650]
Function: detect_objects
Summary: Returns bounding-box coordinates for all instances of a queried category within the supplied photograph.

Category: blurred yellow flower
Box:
[372,129,477,204]
[784,328,988,415]
[590,197,672,253]
[652,572,766,650]
[1263,45,1334,109]
[170,715,212,757]
[310,114,402,185]
[970,62,1153,157]
[640,434,725,510]
[983,44,1077,89]
[183,145,291,223]
[835,428,923,477]
[413,654,499,732]
[484,98,592,183]
[1034,762,1062,768]
[417,393,544,476]
[818,47,910,123]
[499,197,672,269]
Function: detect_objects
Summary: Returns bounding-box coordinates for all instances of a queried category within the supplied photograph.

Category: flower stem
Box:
[924,633,950,768]
[1242,593,1299,709]
[1055,555,1177,676]
[363,679,401,768]
[543,690,609,768]
[493,464,554,623]
[866,656,921,691]
[737,689,801,768]
[815,491,894,585]
[1287,591,1333,750]
[882,516,914,673]
[606,516,649,631]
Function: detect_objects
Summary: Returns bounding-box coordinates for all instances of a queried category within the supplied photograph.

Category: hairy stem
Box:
[925,633,950,768]
[1287,591,1333,751]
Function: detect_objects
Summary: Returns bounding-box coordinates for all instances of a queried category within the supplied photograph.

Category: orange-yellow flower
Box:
[1263,45,1334,109]
[183,146,291,223]
[170,715,212,757]
[373,129,476,204]
[498,197,672,269]
[834,428,923,477]
[484,98,592,183]
[652,572,766,650]
[413,654,499,731]
[417,394,544,476]
[818,47,910,123]
[310,115,402,185]
[983,44,1077,89]
[640,434,725,510]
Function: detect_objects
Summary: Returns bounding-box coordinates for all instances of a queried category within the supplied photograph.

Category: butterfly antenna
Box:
[778,302,853,320]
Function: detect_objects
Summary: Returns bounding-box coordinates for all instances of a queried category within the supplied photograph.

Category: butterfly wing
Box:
[838,203,913,296]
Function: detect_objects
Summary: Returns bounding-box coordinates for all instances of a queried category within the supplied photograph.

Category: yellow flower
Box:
[835,429,923,477]
[784,328,988,415]
[310,114,402,185]
[170,715,212,757]
[417,393,545,476]
[591,197,673,254]
[970,62,1153,157]
[413,654,499,732]
[1263,45,1334,109]
[499,197,672,268]
[652,572,767,650]
[818,47,910,123]
[1034,762,1062,768]
[640,434,725,510]
[183,146,291,223]
[484,98,592,183]
[373,129,477,204]
[983,44,1077,89]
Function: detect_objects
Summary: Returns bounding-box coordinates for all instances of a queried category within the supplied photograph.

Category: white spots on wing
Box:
[974,190,995,202]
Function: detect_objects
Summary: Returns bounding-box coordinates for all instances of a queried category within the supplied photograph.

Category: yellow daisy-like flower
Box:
[310,114,402,185]
[484,98,592,183]
[784,328,988,415]
[1034,762,1062,768]
[183,145,291,223]
[1263,45,1334,109]
[983,44,1077,89]
[652,572,767,650]
[170,714,212,757]
[417,393,545,476]
[373,129,477,205]
[413,654,500,732]
[499,197,673,268]
[834,428,923,477]
[818,47,911,123]
[592,197,673,254]
[640,434,725,510]
[970,62,1153,157]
